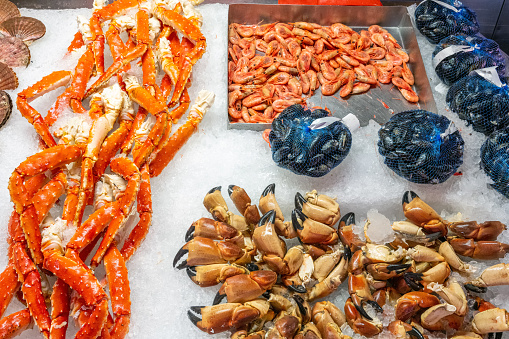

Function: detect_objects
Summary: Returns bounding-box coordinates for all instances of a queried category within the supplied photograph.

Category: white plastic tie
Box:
[440,121,458,139]
[472,66,504,88]
[431,0,460,12]
[432,45,477,70]
[308,114,360,132]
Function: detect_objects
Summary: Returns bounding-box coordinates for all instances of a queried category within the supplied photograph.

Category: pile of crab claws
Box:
[185,224,196,242]
[287,284,307,294]
[406,326,426,339]
[340,211,355,226]
[261,183,275,198]
[294,192,306,211]
[173,245,188,269]
[402,190,418,206]
[291,208,306,231]
[403,272,424,291]
[213,291,226,305]
[258,209,276,227]
[464,283,487,294]
[188,306,204,327]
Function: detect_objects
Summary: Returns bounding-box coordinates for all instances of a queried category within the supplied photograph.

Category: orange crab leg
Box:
[92,0,139,21]
[170,87,190,123]
[89,15,105,75]
[121,107,148,155]
[12,242,51,338]
[0,309,32,339]
[0,262,20,319]
[69,47,96,114]
[121,164,152,261]
[169,37,194,107]
[32,171,66,222]
[149,95,208,177]
[105,244,131,338]
[90,158,141,267]
[16,70,72,148]
[49,278,70,339]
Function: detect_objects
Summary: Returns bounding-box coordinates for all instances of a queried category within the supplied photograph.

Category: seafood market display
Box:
[377,110,464,184]
[175,185,509,339]
[228,21,418,124]
[264,104,353,177]
[0,0,215,338]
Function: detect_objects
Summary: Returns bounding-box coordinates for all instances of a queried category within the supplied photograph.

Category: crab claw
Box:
[258,210,276,227]
[287,284,307,294]
[294,192,306,210]
[203,186,228,222]
[403,272,424,291]
[402,191,418,205]
[173,246,188,269]
[293,294,307,317]
[213,291,226,305]
[261,183,275,197]
[340,212,355,225]
[367,300,384,313]
[406,326,425,339]
[292,208,306,231]
[344,246,352,260]
[353,302,373,321]
[464,283,487,294]
[187,305,204,327]
[426,232,443,241]
[387,263,412,273]
[185,225,195,242]
[186,266,196,279]
[227,185,235,197]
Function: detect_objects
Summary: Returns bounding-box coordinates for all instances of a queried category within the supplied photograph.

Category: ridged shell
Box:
[0,90,12,129]
[0,0,19,24]
[0,61,17,90]
[0,17,46,45]
[0,35,30,67]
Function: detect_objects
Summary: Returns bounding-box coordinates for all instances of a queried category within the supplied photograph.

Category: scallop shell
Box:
[0,35,30,67]
[0,90,12,129]
[0,17,46,45]
[0,0,19,24]
[0,61,17,90]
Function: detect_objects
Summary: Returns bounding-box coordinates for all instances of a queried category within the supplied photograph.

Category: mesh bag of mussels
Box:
[378,110,464,184]
[414,0,479,44]
[481,127,509,199]
[446,70,509,136]
[268,104,352,177]
[432,35,506,86]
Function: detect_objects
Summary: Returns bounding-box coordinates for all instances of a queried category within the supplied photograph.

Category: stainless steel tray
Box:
[227,4,437,130]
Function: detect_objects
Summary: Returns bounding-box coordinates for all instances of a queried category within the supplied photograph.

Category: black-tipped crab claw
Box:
[291,208,339,245]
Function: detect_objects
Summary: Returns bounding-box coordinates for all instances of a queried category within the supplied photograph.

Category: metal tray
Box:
[227,4,437,130]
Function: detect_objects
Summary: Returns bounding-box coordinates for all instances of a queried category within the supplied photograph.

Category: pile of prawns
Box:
[0,0,215,338]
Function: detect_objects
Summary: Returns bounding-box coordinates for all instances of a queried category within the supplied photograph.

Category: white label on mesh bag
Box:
[431,0,460,12]
[473,67,504,88]
[308,114,360,131]
[432,45,475,70]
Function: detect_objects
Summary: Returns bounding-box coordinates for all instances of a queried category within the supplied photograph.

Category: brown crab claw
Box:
[292,208,306,231]
[406,326,425,339]
[340,212,355,226]
[188,306,204,327]
[258,209,276,227]
[294,192,306,210]
[464,283,487,294]
[227,185,235,197]
[261,183,275,197]
[403,272,424,291]
[353,301,373,321]
[293,295,307,316]
[402,190,418,206]
[173,246,188,269]
[367,300,384,313]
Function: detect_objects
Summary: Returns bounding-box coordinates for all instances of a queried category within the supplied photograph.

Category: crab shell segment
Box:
[472,307,509,334]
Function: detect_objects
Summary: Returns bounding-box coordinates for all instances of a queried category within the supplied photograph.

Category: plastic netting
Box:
[433,35,506,86]
[446,72,509,136]
[481,127,509,199]
[415,0,479,44]
[268,104,352,177]
[378,110,464,184]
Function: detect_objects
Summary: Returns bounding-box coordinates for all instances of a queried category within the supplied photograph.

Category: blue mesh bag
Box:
[432,35,506,86]
[481,127,509,199]
[269,104,352,177]
[415,0,479,44]
[378,110,464,184]
[446,71,509,136]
